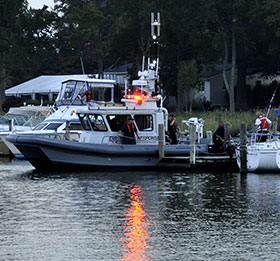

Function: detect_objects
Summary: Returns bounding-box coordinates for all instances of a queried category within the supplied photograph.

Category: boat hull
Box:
[236,141,280,172]
[7,135,209,171]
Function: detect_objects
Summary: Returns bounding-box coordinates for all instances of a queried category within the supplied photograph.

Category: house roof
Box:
[200,64,233,80]
[104,63,132,74]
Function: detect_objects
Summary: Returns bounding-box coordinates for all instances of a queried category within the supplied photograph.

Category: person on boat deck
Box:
[213,123,225,151]
[167,114,178,144]
[255,111,272,142]
[118,116,139,144]
[81,89,92,102]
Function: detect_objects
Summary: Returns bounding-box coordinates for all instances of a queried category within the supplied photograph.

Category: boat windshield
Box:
[0,112,45,127]
[56,80,114,105]
[79,114,107,131]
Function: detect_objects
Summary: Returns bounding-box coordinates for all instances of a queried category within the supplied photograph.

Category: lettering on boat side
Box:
[108,136,158,144]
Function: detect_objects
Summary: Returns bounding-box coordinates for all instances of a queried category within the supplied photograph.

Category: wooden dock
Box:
[157,122,239,172]
[158,155,237,171]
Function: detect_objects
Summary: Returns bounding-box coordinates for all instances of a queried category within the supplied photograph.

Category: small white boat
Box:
[0,105,52,156]
[236,133,280,172]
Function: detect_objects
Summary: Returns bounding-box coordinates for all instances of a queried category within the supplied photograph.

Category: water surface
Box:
[0,158,280,260]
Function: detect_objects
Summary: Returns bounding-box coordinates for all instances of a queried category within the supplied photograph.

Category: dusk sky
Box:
[28,0,55,9]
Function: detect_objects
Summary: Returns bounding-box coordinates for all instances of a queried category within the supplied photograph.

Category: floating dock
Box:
[158,155,237,171]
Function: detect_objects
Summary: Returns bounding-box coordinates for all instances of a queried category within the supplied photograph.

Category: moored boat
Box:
[7,13,233,171]
[235,133,280,172]
[2,77,115,158]
[0,105,52,156]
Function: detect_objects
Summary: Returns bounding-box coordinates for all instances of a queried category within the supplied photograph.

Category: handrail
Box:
[247,133,280,137]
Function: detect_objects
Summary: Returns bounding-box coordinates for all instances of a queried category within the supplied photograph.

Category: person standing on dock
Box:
[119,116,139,144]
[255,111,271,142]
[167,114,178,144]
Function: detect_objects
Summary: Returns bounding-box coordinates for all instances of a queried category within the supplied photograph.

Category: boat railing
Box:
[30,131,81,141]
[23,114,47,128]
[247,132,280,145]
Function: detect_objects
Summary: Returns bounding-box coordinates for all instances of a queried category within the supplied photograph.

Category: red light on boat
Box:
[72,109,77,113]
[133,95,141,100]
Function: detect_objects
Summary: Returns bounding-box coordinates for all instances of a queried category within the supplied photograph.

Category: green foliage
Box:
[176,109,278,137]
[1,0,280,113]
[177,60,200,112]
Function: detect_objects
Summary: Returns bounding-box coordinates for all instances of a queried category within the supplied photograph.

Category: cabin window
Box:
[79,114,91,131]
[63,86,74,99]
[44,123,63,130]
[91,87,112,102]
[106,115,130,132]
[70,123,82,130]
[134,115,153,131]
[88,114,107,131]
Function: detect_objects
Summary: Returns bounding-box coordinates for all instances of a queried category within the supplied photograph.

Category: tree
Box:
[54,0,126,77]
[177,60,200,113]
[0,0,26,111]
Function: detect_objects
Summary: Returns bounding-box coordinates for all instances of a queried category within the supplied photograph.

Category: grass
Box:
[175,109,279,137]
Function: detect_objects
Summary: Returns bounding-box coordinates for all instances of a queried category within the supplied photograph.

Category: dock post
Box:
[8,119,14,132]
[224,122,231,143]
[158,124,164,160]
[65,120,70,140]
[240,123,247,174]
[218,115,223,125]
[189,123,196,167]
[206,131,213,145]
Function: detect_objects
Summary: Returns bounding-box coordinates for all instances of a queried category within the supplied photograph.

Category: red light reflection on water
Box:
[119,183,151,260]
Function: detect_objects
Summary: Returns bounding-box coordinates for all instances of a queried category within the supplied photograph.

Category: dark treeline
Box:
[1,0,280,112]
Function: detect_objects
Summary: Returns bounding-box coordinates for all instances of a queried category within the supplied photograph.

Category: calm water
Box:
[1,158,280,260]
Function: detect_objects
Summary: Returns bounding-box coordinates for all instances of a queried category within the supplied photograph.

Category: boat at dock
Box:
[7,64,232,171]
[235,133,280,172]
[2,77,116,158]
[0,105,52,156]
[7,13,234,171]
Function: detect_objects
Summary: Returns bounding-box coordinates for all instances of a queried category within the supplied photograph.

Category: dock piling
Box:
[206,131,213,145]
[158,124,164,160]
[240,123,247,174]
[189,123,196,166]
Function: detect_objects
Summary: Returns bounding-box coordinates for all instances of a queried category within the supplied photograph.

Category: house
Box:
[199,64,237,108]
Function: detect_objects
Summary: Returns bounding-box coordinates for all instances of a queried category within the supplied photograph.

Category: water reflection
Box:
[120,183,152,260]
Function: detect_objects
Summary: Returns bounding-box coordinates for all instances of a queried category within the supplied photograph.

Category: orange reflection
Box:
[120,183,152,260]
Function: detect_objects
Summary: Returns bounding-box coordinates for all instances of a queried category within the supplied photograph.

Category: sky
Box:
[28,0,55,9]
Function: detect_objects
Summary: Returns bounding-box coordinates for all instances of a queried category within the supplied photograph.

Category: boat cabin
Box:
[77,95,168,145]
[55,78,115,106]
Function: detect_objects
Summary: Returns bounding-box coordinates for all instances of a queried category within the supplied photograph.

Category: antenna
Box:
[151,12,160,39]
[80,57,85,75]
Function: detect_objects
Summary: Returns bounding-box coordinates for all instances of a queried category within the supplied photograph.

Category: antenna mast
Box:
[151,12,161,93]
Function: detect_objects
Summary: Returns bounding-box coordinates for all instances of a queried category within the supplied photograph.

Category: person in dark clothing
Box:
[167,114,178,144]
[213,124,225,149]
[118,116,139,144]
